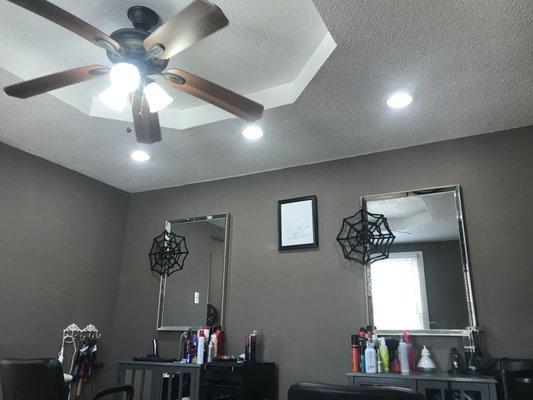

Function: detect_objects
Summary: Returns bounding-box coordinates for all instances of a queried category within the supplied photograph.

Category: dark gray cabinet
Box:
[347,372,498,400]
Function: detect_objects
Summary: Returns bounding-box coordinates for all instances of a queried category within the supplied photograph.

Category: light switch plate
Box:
[194,292,200,304]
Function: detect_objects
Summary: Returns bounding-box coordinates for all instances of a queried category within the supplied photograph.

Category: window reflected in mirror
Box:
[363,186,476,334]
[371,252,429,330]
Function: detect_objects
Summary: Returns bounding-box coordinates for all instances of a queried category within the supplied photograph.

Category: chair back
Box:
[0,358,68,400]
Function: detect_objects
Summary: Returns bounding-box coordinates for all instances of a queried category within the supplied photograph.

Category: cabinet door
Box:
[354,377,417,390]
[449,382,491,400]
[417,380,448,400]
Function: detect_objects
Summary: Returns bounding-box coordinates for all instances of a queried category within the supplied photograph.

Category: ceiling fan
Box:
[2,0,264,144]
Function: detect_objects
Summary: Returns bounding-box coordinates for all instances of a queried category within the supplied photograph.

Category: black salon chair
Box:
[0,358,134,400]
[288,383,426,400]
[496,358,533,400]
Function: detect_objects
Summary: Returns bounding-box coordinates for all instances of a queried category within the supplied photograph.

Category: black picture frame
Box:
[278,195,319,251]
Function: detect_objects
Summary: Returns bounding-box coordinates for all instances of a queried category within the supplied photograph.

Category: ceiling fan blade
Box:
[143,0,228,60]
[7,0,119,51]
[3,65,109,99]
[163,68,264,122]
[132,92,162,144]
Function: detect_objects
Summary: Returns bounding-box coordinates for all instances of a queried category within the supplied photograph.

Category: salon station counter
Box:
[117,360,276,400]
[347,371,497,400]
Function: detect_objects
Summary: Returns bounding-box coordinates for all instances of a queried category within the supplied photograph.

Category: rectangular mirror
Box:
[157,213,229,331]
[362,186,477,336]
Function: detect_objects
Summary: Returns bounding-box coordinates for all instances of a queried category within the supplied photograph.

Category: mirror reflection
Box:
[157,214,228,331]
[363,186,475,333]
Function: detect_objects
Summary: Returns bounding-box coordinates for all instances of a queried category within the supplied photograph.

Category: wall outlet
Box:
[194,292,200,304]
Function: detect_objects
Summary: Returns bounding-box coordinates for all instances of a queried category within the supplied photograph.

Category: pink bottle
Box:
[403,331,416,372]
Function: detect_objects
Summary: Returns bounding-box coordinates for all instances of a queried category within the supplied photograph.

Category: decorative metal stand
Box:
[336,209,395,264]
[149,230,189,276]
[62,323,101,339]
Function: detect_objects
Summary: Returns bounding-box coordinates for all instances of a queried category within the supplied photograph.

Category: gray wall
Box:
[390,241,469,329]
[0,143,129,393]
[111,126,533,398]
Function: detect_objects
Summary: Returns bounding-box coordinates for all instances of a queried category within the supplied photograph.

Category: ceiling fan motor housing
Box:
[106,6,168,76]
[127,6,160,31]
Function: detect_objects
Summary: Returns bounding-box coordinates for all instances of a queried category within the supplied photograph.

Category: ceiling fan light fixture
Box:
[110,62,140,93]
[144,82,174,113]
[98,86,128,112]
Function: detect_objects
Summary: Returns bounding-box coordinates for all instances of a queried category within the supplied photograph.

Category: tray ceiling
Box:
[0,0,532,192]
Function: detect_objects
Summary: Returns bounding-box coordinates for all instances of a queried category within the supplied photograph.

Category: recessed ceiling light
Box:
[386,91,413,109]
[131,150,151,162]
[242,125,264,140]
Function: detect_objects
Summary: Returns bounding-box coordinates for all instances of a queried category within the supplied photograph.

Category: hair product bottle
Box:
[365,342,377,373]
[403,331,416,372]
[207,337,215,363]
[398,338,410,375]
[197,333,206,365]
[350,335,360,372]
[379,337,390,373]
[245,330,259,362]
[358,328,367,373]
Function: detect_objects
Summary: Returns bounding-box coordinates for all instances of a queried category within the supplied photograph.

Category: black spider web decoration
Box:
[149,230,189,276]
[336,209,395,264]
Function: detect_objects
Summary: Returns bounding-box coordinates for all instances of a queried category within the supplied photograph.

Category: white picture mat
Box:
[280,199,315,246]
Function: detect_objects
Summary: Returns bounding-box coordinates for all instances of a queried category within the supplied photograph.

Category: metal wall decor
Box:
[149,229,189,276]
[336,208,395,264]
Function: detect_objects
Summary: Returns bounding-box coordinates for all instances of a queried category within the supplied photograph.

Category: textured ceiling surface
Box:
[367,192,460,243]
[0,0,532,192]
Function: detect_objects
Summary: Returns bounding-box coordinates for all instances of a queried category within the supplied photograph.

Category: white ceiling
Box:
[0,0,532,193]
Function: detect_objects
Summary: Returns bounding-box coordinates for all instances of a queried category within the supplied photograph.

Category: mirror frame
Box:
[361,185,478,336]
[156,213,230,332]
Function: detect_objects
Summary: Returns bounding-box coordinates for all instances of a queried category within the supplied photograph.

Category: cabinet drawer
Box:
[353,377,417,390]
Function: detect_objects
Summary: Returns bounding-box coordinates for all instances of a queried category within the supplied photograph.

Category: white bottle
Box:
[207,337,215,363]
[197,335,206,365]
[398,338,410,375]
[365,342,377,373]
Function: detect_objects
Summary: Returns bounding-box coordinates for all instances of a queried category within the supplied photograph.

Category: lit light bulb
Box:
[144,82,174,113]
[131,150,150,162]
[242,125,264,140]
[98,86,128,112]
[386,91,413,109]
[109,62,140,93]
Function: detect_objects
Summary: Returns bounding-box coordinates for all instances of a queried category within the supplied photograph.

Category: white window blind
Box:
[370,252,429,330]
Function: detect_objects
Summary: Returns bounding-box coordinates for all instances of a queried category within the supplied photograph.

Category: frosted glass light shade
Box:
[98,86,128,112]
[144,82,174,113]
